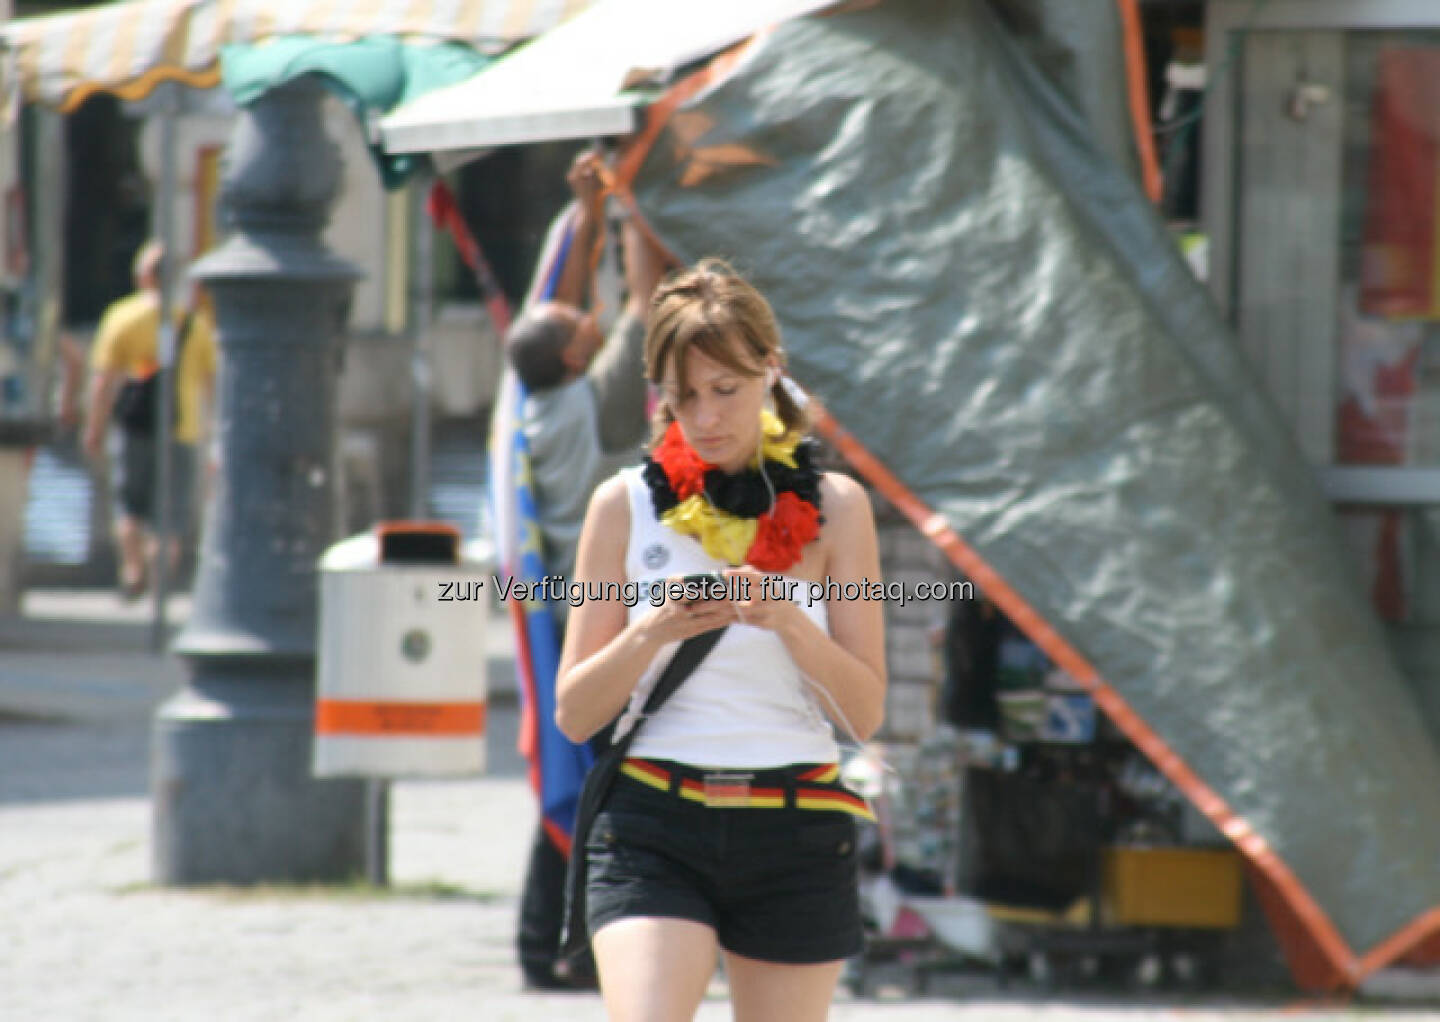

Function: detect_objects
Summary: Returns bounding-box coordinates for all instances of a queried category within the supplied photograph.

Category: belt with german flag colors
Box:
[619,757,875,821]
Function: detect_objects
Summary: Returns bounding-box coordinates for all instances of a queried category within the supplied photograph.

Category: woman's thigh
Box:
[723,951,845,1022]
[593,916,718,1022]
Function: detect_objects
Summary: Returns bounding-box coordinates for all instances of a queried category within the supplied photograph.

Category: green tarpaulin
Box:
[222,35,490,186]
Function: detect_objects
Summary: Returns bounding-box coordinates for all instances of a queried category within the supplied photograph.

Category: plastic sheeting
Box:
[222,36,489,186]
[628,0,1440,977]
[989,0,1141,185]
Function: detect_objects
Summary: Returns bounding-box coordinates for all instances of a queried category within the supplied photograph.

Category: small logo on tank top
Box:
[642,543,670,570]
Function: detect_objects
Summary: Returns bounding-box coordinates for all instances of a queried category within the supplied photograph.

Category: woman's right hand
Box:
[636,578,736,646]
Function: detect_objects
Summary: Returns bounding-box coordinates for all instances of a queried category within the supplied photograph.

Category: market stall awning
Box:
[378,0,841,154]
[221,34,491,186]
[0,0,594,113]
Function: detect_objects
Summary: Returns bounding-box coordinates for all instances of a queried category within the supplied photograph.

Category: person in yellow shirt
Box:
[82,241,217,598]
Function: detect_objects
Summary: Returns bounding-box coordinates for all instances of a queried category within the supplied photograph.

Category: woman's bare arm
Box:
[554,476,733,743]
[729,473,888,740]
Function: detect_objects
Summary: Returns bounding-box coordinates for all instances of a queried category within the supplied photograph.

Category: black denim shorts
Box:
[584,760,865,964]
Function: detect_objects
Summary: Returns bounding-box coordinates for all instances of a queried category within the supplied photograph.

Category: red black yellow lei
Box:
[642,412,823,573]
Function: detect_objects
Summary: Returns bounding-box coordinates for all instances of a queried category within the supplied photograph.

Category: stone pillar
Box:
[152,78,366,884]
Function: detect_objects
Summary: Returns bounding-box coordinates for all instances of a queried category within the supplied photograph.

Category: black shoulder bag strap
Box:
[558,625,728,963]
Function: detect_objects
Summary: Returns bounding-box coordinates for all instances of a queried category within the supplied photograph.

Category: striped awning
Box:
[0,0,593,113]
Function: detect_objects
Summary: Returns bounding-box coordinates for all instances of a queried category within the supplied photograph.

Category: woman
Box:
[555,258,887,1021]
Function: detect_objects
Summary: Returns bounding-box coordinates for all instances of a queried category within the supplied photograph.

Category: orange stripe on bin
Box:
[315,699,486,737]
[376,520,462,539]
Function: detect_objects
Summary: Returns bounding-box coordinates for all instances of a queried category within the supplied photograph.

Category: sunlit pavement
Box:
[1,592,1435,1020]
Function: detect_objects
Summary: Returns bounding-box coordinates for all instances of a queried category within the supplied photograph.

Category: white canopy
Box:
[379,0,841,154]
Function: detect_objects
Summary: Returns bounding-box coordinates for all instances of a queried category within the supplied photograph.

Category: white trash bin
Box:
[313,522,491,778]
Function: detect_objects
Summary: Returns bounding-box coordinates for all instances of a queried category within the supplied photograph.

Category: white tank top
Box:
[616,465,839,767]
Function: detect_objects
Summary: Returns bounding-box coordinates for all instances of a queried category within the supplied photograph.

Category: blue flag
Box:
[488,211,593,854]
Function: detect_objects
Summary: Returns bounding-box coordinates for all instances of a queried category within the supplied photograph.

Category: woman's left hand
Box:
[724,566,803,634]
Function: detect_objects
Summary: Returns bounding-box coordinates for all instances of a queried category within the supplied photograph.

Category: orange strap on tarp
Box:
[315,699,486,737]
[1116,0,1164,203]
[611,33,762,205]
[597,35,763,301]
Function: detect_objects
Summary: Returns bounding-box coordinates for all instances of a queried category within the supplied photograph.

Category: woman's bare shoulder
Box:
[817,470,879,583]
[571,474,634,586]
[586,473,632,533]
[819,471,870,521]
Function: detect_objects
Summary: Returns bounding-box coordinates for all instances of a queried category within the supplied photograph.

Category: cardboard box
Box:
[1102,846,1242,929]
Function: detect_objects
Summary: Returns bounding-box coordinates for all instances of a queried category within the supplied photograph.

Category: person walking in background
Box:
[506,149,676,990]
[82,241,216,599]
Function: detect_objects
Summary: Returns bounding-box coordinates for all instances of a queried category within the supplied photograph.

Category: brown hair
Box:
[643,258,807,444]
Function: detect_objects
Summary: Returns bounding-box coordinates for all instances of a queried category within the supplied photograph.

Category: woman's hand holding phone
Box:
[678,572,729,603]
[723,566,802,634]
[640,573,734,644]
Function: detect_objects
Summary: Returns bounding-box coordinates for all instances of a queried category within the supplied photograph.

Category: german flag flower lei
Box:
[642,411,823,572]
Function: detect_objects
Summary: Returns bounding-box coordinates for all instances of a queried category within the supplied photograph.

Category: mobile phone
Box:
[678,572,729,602]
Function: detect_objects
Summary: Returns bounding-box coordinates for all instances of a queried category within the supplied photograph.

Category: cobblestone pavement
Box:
[1,593,1435,1020]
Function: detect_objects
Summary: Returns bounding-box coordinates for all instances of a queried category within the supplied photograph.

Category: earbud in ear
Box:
[765,366,779,389]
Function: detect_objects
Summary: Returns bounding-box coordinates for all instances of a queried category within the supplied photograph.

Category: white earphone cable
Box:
[798,670,899,779]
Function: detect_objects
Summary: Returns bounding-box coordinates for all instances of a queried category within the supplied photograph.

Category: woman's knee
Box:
[724,953,845,1022]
